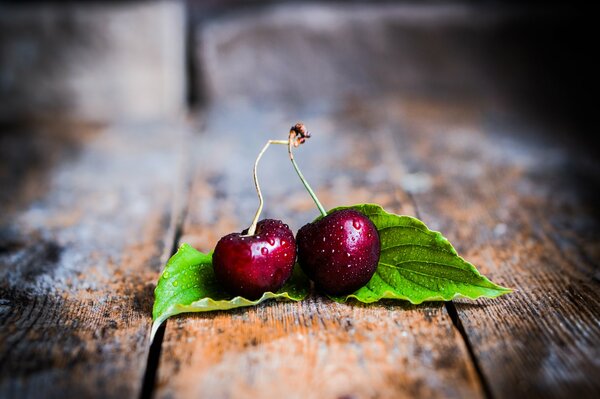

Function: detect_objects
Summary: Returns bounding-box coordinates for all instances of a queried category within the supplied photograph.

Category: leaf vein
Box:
[381,242,454,254]
[379,261,502,291]
[377,224,433,235]
[381,259,476,274]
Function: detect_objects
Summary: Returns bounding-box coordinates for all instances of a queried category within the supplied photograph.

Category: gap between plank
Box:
[140,322,166,399]
[140,123,194,399]
[445,301,494,399]
[406,190,493,399]
[139,211,185,399]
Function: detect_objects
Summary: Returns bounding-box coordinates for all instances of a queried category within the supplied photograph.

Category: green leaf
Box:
[326,204,512,304]
[151,243,309,340]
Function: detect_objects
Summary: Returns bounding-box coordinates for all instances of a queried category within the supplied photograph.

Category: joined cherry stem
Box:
[287,132,327,217]
[245,125,327,236]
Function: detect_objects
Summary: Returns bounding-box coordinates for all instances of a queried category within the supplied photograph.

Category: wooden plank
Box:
[0,121,184,398]
[385,98,600,398]
[155,111,484,399]
[0,2,186,122]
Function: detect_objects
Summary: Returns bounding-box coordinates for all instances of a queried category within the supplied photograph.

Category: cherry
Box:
[285,123,380,295]
[212,133,300,299]
[297,209,380,295]
[213,219,296,299]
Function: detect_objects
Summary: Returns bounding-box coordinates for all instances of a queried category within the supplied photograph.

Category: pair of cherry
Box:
[213,124,380,299]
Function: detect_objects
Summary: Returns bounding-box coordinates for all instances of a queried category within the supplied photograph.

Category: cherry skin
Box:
[297,209,380,295]
[213,219,296,299]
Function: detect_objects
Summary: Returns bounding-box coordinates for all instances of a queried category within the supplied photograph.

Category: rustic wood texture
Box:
[384,99,600,398]
[155,111,485,399]
[0,121,184,398]
[153,97,600,398]
[2,4,598,399]
[152,4,599,398]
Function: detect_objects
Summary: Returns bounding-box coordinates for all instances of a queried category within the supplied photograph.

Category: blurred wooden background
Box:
[0,1,598,399]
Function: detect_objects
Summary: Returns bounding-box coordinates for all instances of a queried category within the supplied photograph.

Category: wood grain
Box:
[381,98,600,398]
[0,121,184,398]
[155,111,484,399]
[1,5,594,398]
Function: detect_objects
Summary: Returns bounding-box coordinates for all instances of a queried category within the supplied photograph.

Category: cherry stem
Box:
[287,132,327,217]
[245,139,289,236]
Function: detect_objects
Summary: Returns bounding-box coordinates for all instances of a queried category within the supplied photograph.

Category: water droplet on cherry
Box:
[296,209,380,295]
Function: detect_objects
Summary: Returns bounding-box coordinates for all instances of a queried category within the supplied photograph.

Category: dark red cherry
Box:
[297,209,380,295]
[213,219,296,299]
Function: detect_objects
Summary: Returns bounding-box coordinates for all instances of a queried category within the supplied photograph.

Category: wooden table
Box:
[1,96,599,398]
[1,5,599,399]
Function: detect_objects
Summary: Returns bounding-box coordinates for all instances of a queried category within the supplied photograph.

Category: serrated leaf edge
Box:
[331,287,512,305]
[151,290,306,341]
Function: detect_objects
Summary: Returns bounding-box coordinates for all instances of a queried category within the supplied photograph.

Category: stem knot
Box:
[290,122,311,147]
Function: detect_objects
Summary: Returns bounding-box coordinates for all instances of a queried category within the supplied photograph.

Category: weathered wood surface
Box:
[1,4,598,399]
[155,110,485,399]
[151,4,599,398]
[387,100,600,398]
[0,120,184,398]
[153,99,600,399]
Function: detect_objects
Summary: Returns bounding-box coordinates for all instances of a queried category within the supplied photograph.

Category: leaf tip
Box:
[481,283,513,299]
[498,285,514,295]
